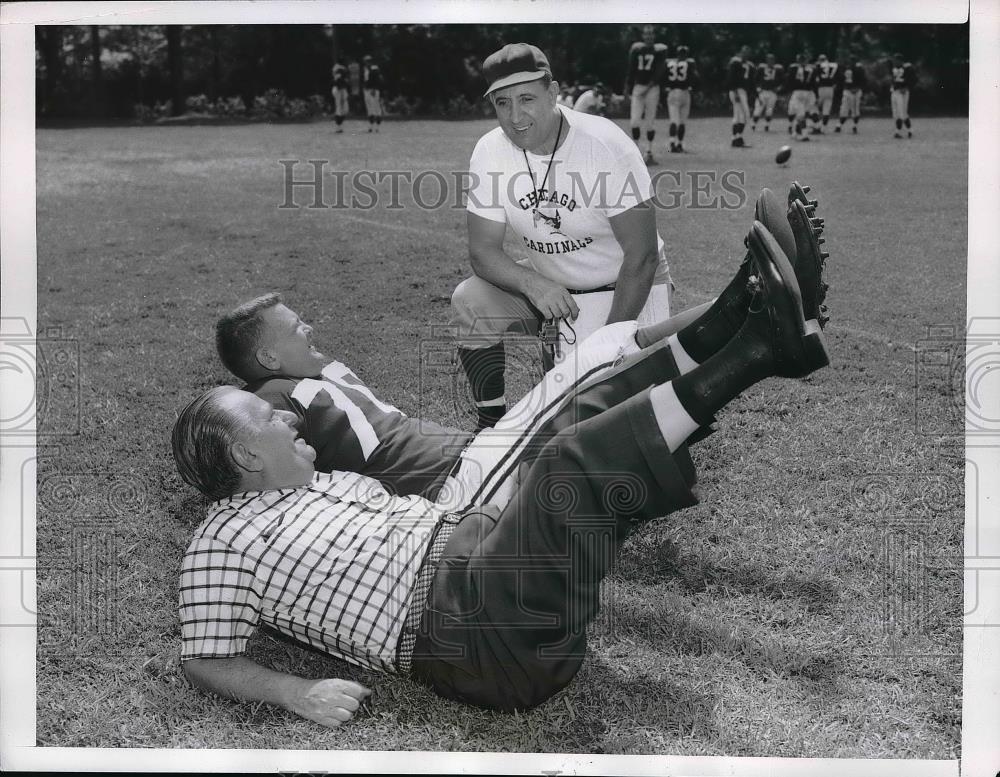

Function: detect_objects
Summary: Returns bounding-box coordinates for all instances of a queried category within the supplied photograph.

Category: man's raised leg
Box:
[413,220,830,712]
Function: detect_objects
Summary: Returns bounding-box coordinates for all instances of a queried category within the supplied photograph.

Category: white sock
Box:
[649,383,700,453]
[666,333,700,375]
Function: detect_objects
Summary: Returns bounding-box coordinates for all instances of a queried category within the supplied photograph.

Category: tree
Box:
[166,25,183,115]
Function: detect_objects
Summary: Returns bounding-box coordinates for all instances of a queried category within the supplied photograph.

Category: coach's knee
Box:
[450,276,512,345]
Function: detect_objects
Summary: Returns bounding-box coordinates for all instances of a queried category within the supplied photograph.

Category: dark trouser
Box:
[411,384,699,712]
[521,341,697,485]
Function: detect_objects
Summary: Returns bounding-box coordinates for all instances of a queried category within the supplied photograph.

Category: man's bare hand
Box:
[288,678,372,728]
[521,275,579,322]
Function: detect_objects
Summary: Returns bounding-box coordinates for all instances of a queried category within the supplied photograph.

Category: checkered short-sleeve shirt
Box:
[178,471,445,673]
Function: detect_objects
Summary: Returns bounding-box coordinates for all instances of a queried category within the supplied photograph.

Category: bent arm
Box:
[467,211,578,321]
[184,656,371,728]
[606,200,661,325]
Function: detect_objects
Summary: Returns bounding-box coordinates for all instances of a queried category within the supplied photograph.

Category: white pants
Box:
[331,86,349,116]
[891,88,910,121]
[630,83,660,132]
[840,88,862,119]
[666,88,691,123]
[753,89,777,118]
[817,86,835,116]
[363,88,382,117]
[729,88,750,124]
[436,321,643,512]
[554,282,672,362]
[788,89,812,120]
[451,254,672,349]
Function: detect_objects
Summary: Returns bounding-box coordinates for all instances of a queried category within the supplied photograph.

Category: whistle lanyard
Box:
[522,110,564,207]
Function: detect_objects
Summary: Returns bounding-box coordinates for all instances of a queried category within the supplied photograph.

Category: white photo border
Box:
[1,1,995,774]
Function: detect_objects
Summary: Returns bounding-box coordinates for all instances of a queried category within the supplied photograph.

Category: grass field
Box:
[34,115,967,756]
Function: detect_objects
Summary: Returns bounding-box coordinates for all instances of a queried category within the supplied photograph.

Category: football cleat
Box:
[788,182,818,214]
[786,199,831,328]
[754,188,797,262]
[746,221,830,377]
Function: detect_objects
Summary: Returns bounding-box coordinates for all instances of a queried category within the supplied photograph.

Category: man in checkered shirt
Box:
[172,216,830,725]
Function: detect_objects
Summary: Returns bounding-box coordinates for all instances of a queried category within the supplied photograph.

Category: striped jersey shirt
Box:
[249,361,471,500]
[178,470,446,672]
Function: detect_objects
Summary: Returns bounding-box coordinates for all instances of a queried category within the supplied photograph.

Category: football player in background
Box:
[362,55,384,133]
[625,25,669,163]
[665,44,697,152]
[331,60,350,133]
[726,45,754,147]
[836,59,867,133]
[889,53,917,138]
[814,54,839,133]
[751,53,782,132]
[805,56,822,134]
[785,53,815,142]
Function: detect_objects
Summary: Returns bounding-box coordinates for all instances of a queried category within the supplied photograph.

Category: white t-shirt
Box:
[466,105,669,291]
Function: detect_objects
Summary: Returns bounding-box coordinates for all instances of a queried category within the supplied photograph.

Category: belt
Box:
[566,283,616,295]
[396,515,460,674]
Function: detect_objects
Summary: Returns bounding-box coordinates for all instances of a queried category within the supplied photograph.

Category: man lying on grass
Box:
[172,216,831,725]
[213,185,827,515]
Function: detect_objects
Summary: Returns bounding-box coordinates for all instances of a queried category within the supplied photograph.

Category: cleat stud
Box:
[820,251,830,260]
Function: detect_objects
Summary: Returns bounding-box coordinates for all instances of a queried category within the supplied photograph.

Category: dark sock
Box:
[646,130,655,143]
[675,254,753,362]
[678,124,686,141]
[669,123,677,137]
[671,314,772,426]
[631,126,641,141]
[896,119,903,130]
[904,118,911,129]
[732,123,739,137]
[458,343,506,430]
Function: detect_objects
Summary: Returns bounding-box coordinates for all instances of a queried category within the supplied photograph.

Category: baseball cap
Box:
[482,43,552,96]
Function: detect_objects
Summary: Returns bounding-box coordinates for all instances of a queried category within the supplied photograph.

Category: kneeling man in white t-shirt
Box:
[452,43,675,430]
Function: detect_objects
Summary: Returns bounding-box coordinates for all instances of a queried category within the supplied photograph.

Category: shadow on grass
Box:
[614,533,840,615]
[571,656,719,748]
[600,590,844,688]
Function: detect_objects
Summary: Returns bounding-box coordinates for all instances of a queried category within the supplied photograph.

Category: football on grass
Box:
[775,145,792,164]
